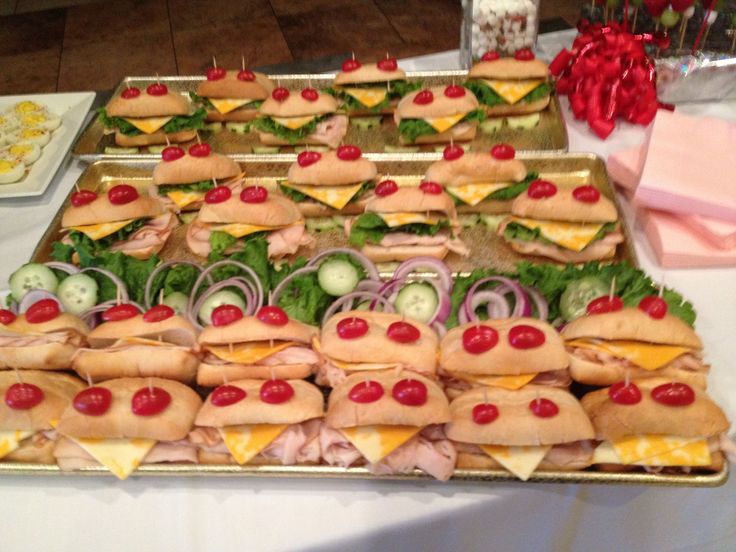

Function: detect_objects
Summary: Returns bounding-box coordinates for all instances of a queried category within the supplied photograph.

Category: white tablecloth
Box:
[1,34,735,552]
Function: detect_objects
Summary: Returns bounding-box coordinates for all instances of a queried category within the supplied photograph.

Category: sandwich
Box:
[464,51,553,117]
[196,306,319,387]
[445,386,595,480]
[185,184,313,260]
[498,181,623,262]
[0,300,89,370]
[54,377,202,479]
[394,85,484,145]
[278,146,377,217]
[425,145,534,214]
[151,144,242,211]
[253,87,348,148]
[320,371,456,480]
[189,378,323,466]
[346,182,469,262]
[561,305,707,388]
[71,303,200,384]
[582,378,732,473]
[315,310,438,388]
[0,370,84,463]
[59,184,178,260]
[327,57,420,116]
[98,83,206,147]
[191,68,274,122]
[439,318,571,398]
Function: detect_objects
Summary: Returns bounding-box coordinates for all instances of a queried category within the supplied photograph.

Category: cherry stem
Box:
[165,136,171,147]
[116,286,121,305]
[74,182,80,192]
[196,132,201,145]
[658,279,665,298]
[159,288,164,305]
[156,73,160,85]
[351,51,355,60]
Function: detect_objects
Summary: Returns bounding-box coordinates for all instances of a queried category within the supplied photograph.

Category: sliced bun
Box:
[396,86,479,119]
[8,313,89,337]
[502,233,620,263]
[360,243,450,263]
[398,122,478,145]
[0,342,81,371]
[72,348,199,383]
[61,192,166,227]
[115,129,197,147]
[257,132,336,147]
[445,386,594,446]
[56,377,202,441]
[364,185,457,220]
[152,153,241,186]
[425,152,527,187]
[468,58,549,80]
[0,371,84,431]
[86,314,198,348]
[196,362,315,387]
[195,379,324,427]
[205,108,259,122]
[334,63,406,85]
[197,191,302,227]
[484,96,550,117]
[326,371,450,428]
[199,315,317,346]
[293,198,367,218]
[287,150,377,186]
[259,92,337,117]
[440,318,569,376]
[510,186,618,223]
[5,439,56,464]
[106,92,190,118]
[561,307,702,348]
[195,71,274,99]
[581,377,729,440]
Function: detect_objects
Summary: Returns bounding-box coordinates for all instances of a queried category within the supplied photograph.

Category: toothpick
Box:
[86,373,93,387]
[165,135,171,147]
[159,289,164,305]
[223,371,229,385]
[125,82,131,90]
[269,338,274,348]
[450,137,454,148]
[624,370,630,388]
[13,368,22,384]
[658,278,665,298]
[213,176,218,187]
[270,367,276,381]
[483,388,489,405]
[241,55,246,72]
[308,77,312,89]
[632,7,639,34]
[196,132,202,145]
[364,375,370,388]
[148,378,153,394]
[156,73,161,85]
[535,389,541,406]
[74,182,80,192]
[157,334,162,342]
[212,55,218,69]
[268,290,273,307]
[385,52,390,60]
[608,276,617,301]
[351,51,355,60]
[116,286,121,306]
[228,342,233,353]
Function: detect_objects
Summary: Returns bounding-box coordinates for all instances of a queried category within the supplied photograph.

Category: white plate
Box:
[0,92,95,198]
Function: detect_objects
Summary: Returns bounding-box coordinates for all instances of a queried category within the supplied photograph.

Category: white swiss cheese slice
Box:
[340,425,421,464]
[479,444,551,481]
[121,116,173,134]
[219,424,288,464]
[483,79,545,105]
[423,113,467,133]
[281,181,364,210]
[379,212,439,227]
[0,430,33,459]
[73,437,155,480]
[209,98,253,114]
[507,216,605,252]
[70,219,136,240]
[602,435,711,466]
[565,339,692,371]
[166,190,204,210]
[446,182,510,206]
[206,341,296,364]
[271,116,316,130]
[343,88,387,108]
[448,372,536,391]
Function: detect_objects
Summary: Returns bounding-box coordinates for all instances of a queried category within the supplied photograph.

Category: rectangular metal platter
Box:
[71,71,568,162]
[0,462,727,487]
[31,153,637,273]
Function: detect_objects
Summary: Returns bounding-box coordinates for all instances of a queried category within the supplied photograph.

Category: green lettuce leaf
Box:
[397,109,486,143]
[463,80,552,107]
[504,221,618,247]
[97,107,207,136]
[447,172,539,205]
[158,179,215,196]
[207,234,271,293]
[348,213,449,247]
[251,115,330,144]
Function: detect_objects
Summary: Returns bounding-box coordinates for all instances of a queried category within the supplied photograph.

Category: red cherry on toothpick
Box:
[70,189,97,207]
[413,89,434,105]
[444,85,466,98]
[490,143,515,160]
[260,379,294,404]
[508,324,546,349]
[25,299,60,324]
[301,88,319,102]
[481,50,500,62]
[443,144,465,160]
[392,379,428,406]
[161,146,185,162]
[188,143,211,157]
[375,179,398,196]
[651,382,695,407]
[108,184,139,205]
[143,304,175,323]
[240,185,268,203]
[211,385,246,407]
[342,58,361,72]
[386,321,420,343]
[514,48,535,61]
[121,87,141,99]
[131,386,171,416]
[638,296,668,319]
[102,303,139,322]
[462,325,499,354]
[211,304,244,327]
[205,186,232,204]
[472,403,499,424]
[654,31,671,50]
[0,309,16,325]
[256,306,289,326]
[530,398,559,417]
[586,295,624,315]
[297,150,321,167]
[5,383,44,410]
[336,145,362,161]
[419,181,443,195]
[206,66,226,81]
[527,179,557,199]
[609,381,642,405]
[572,185,601,203]
[237,69,256,81]
[348,380,384,403]
[272,87,290,102]
[336,316,368,339]
[377,58,398,72]
[146,83,168,96]
[73,387,112,416]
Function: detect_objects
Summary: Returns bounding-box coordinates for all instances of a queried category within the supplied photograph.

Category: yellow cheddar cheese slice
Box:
[271,116,316,130]
[379,212,439,228]
[73,437,155,480]
[212,222,279,238]
[507,216,605,252]
[219,424,288,465]
[446,183,510,206]
[424,113,467,133]
[447,372,536,390]
[483,79,545,105]
[595,435,711,467]
[281,181,364,210]
[206,341,296,365]
[209,98,253,114]
[121,116,173,134]
[343,88,387,108]
[167,190,204,210]
[480,444,551,481]
[340,425,421,464]
[0,430,33,459]
[565,339,692,371]
[70,219,136,240]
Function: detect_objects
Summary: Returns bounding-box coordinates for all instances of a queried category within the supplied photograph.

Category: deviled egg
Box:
[0,159,25,184]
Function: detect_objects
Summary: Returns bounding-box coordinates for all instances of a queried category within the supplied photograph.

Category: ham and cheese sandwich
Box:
[321,371,456,480]
[439,318,571,398]
[279,148,378,217]
[445,386,595,480]
[498,181,623,263]
[253,88,348,149]
[54,377,202,479]
[582,378,733,473]
[315,310,439,388]
[561,307,707,388]
[192,69,274,123]
[59,185,177,261]
[151,147,242,211]
[346,183,468,262]
[71,304,199,383]
[190,379,323,466]
[185,185,313,260]
[0,371,84,463]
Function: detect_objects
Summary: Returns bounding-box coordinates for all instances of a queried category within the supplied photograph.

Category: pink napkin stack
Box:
[608,110,736,268]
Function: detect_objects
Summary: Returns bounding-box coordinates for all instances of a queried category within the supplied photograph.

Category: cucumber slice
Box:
[480,214,506,231]
[147,145,167,154]
[205,122,223,133]
[252,146,281,154]
[56,273,98,315]
[318,258,360,296]
[104,146,138,154]
[560,276,610,321]
[458,214,480,228]
[294,146,329,153]
[384,145,420,153]
[480,119,504,135]
[198,290,246,325]
[306,217,339,233]
[506,113,540,130]
[162,291,189,316]
[331,215,346,227]
[394,282,438,323]
[350,116,382,129]
[9,263,59,301]
[178,212,198,224]
[225,122,250,134]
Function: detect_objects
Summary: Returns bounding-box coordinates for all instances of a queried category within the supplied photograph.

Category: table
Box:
[1,32,735,552]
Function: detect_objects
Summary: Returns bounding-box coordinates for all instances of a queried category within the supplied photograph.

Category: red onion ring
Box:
[431,321,447,337]
[306,248,380,281]
[321,291,394,326]
[188,260,263,319]
[79,300,144,329]
[80,267,129,303]
[393,256,453,292]
[144,260,206,309]
[464,277,530,321]
[468,291,511,321]
[43,262,80,275]
[18,290,61,313]
[189,278,258,330]
[524,286,549,321]
[355,280,383,293]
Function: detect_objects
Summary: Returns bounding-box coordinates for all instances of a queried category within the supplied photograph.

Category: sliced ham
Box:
[267,224,314,258]
[310,115,348,149]
[110,212,178,255]
[541,441,594,468]
[440,369,571,393]
[717,434,736,463]
[143,440,198,464]
[316,360,349,387]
